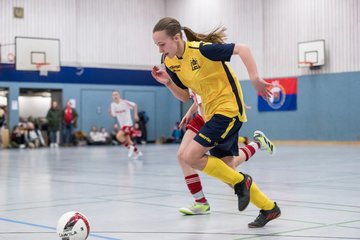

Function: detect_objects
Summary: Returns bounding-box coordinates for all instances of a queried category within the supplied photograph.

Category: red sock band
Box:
[185,174,207,203]
[239,144,257,161]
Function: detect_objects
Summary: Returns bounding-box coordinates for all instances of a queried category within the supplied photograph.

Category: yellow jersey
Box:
[164,41,247,122]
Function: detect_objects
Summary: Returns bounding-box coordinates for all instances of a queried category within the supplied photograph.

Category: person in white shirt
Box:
[99,127,111,144]
[88,126,107,145]
[110,90,142,159]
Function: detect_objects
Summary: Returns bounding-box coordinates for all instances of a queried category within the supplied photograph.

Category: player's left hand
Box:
[179,113,193,129]
[253,77,272,100]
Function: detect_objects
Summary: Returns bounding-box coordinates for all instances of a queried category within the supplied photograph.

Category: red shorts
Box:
[186,114,205,134]
[121,126,134,135]
[131,129,142,138]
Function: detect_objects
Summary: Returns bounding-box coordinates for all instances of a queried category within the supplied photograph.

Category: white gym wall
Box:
[262,0,360,77]
[165,0,263,80]
[1,0,359,77]
[0,0,165,69]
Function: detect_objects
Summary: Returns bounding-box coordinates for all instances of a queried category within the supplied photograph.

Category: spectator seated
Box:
[87,126,107,145]
[25,122,45,148]
[9,124,26,148]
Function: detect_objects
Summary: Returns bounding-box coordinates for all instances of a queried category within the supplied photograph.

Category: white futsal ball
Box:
[57,211,90,240]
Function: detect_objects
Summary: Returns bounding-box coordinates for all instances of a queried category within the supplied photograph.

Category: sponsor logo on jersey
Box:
[190,58,201,71]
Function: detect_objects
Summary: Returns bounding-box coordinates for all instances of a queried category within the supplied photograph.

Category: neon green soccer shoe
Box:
[253,130,276,155]
[179,202,211,215]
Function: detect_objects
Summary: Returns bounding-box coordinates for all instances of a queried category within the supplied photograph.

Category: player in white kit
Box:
[110,90,142,159]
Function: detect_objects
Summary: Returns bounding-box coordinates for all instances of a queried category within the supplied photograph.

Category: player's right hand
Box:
[151,66,171,85]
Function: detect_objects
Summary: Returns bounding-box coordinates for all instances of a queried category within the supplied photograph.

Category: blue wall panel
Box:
[0,64,161,86]
[123,90,157,141]
[0,64,180,141]
[239,72,360,141]
[80,89,115,134]
[1,63,359,141]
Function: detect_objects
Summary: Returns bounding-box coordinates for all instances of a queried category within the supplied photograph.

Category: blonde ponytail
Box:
[183,26,227,44]
[153,17,227,44]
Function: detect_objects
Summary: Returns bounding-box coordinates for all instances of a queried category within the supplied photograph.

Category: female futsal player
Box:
[151,17,280,228]
[177,91,275,216]
[110,90,142,160]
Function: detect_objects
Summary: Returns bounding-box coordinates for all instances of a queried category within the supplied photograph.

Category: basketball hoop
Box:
[36,63,50,76]
[298,61,318,70]
[7,53,15,63]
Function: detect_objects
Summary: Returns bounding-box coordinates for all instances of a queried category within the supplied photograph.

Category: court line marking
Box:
[0,217,122,240]
[0,199,110,212]
[232,221,360,240]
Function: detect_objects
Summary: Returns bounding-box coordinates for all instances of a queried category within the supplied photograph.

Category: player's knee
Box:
[176,148,186,163]
[117,131,125,140]
[177,148,199,170]
[182,151,199,167]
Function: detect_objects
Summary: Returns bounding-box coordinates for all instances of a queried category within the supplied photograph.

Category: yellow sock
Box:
[202,155,244,186]
[250,182,275,210]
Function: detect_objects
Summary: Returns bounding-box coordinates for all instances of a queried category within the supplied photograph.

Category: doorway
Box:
[19,88,62,121]
[18,88,62,145]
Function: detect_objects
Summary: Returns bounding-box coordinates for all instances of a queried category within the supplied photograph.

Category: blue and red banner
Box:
[258,77,297,111]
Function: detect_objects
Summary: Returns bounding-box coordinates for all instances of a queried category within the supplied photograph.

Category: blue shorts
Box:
[194,114,243,159]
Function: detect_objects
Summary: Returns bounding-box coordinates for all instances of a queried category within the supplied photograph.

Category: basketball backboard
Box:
[15,37,60,72]
[298,40,325,68]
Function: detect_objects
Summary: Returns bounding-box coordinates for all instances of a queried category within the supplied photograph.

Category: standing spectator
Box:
[0,106,5,148]
[62,100,78,146]
[132,123,142,144]
[137,111,149,144]
[46,101,62,147]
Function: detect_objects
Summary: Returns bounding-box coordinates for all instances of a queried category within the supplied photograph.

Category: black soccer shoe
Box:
[248,202,281,228]
[234,173,253,211]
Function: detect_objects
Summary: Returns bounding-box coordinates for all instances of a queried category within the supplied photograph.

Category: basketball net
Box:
[298,61,314,68]
[36,63,49,76]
